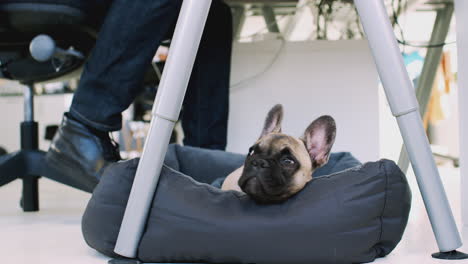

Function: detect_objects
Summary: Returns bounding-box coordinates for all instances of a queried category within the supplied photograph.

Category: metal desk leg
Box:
[113,0,213,258]
[398,4,454,173]
[262,6,280,33]
[355,0,466,259]
[232,6,246,38]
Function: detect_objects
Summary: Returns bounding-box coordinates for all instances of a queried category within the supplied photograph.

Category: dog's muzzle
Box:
[239,157,289,203]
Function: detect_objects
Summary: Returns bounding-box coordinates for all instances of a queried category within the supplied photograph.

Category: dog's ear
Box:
[302,115,336,168]
[259,104,283,139]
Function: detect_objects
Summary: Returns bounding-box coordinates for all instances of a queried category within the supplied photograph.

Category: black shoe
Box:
[45,113,121,192]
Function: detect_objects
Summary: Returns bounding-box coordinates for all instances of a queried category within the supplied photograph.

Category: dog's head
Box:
[238,104,336,203]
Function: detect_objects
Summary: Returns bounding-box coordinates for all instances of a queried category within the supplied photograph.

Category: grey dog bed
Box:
[82,144,411,264]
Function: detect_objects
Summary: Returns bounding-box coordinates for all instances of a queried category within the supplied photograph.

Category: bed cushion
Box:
[82,144,411,263]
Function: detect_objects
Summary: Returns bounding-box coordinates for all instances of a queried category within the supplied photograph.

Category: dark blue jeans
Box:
[70,0,232,150]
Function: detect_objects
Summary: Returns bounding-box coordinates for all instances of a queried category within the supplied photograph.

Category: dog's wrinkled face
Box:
[238,104,336,204]
[239,133,312,203]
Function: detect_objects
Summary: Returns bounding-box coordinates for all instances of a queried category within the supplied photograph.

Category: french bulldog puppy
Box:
[221,104,336,203]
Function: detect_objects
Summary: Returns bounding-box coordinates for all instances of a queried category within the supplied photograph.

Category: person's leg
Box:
[181,0,233,150]
[70,0,183,132]
[47,0,183,189]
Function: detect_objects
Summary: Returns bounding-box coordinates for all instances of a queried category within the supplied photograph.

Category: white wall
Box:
[0,96,23,153]
[378,83,404,161]
[0,40,380,163]
[0,93,72,153]
[227,39,380,162]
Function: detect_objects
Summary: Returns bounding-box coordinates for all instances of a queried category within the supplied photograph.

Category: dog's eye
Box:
[280,157,295,166]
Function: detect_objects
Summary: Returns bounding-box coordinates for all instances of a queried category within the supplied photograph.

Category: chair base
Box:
[0,81,95,211]
[0,150,93,212]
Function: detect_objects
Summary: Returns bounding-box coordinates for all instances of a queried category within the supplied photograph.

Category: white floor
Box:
[1,165,468,264]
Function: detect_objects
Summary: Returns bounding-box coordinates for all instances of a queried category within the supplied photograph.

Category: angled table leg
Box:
[355,0,466,258]
[113,0,213,258]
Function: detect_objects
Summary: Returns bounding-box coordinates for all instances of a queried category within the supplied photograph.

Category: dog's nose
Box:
[252,159,270,168]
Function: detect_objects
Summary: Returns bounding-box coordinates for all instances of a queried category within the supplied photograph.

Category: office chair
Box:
[0,0,111,211]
